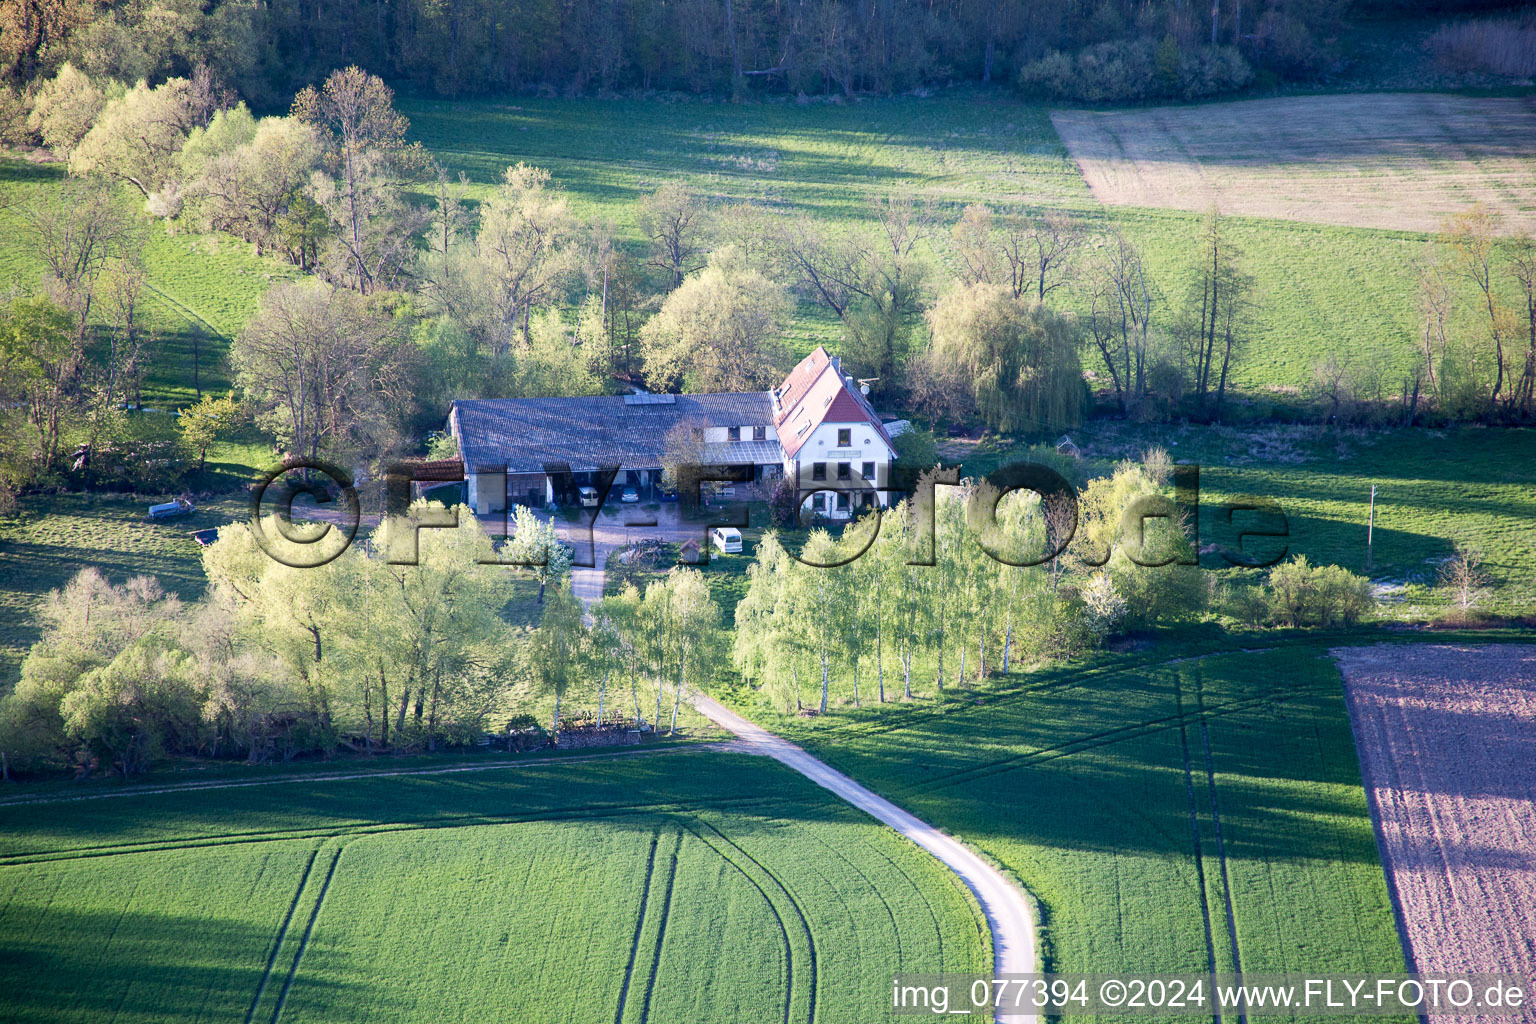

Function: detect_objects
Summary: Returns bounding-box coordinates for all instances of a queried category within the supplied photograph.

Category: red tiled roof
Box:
[773,348,895,460]
[402,458,465,482]
[772,347,831,425]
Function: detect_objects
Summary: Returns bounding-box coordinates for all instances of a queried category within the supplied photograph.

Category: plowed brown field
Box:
[1336,643,1536,1024]
[1053,94,1536,233]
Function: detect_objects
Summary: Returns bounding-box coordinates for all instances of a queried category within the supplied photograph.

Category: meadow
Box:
[722,643,1416,1022]
[402,90,1487,396]
[0,89,1519,408]
[958,422,1536,611]
[0,159,298,408]
[0,749,990,1023]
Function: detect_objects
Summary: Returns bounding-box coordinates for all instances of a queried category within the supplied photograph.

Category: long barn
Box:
[447,347,899,516]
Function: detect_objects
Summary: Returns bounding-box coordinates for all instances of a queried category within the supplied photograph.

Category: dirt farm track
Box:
[1335,644,1536,1024]
[1053,94,1536,234]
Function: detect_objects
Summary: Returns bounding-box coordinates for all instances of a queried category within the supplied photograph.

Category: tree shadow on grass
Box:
[0,905,369,1023]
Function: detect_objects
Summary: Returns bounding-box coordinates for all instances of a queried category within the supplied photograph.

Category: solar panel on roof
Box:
[623,393,676,405]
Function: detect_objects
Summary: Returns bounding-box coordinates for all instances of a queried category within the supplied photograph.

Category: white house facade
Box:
[771,347,898,520]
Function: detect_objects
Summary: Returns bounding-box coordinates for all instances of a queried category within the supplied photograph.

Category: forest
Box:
[0,0,1516,107]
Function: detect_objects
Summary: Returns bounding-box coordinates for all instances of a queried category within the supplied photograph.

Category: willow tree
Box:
[368,505,517,747]
[925,282,1084,433]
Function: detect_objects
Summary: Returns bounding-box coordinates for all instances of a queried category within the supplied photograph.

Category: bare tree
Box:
[293,66,430,293]
[637,182,708,288]
[7,176,139,337]
[1415,244,1453,396]
[1183,207,1252,415]
[231,280,408,464]
[99,259,154,412]
[1438,542,1491,614]
[1020,210,1085,303]
[772,193,931,389]
[949,204,1084,302]
[950,204,997,287]
[426,162,474,258]
[1443,205,1510,410]
[1084,230,1155,413]
[1505,232,1536,416]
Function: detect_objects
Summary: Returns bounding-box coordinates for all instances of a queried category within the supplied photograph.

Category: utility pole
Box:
[1366,484,1377,572]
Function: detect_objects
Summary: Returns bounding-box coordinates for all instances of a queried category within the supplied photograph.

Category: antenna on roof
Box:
[857,377,879,396]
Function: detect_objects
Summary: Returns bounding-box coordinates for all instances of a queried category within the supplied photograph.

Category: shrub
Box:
[26,64,104,154]
[1080,572,1128,639]
[891,425,939,470]
[1018,39,1251,103]
[768,475,799,528]
[1264,556,1374,628]
[1220,583,1270,629]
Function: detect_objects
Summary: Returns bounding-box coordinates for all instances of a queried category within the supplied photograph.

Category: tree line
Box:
[0,0,1368,107]
[0,501,725,777]
[734,453,1377,713]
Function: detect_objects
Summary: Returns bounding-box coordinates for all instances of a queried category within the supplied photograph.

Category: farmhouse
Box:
[448,347,898,516]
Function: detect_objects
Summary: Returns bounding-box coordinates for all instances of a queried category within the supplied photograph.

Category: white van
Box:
[578,486,599,508]
[710,527,742,554]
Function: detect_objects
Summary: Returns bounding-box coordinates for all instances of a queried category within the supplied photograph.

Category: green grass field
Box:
[0,91,1519,406]
[0,159,297,408]
[0,749,989,1023]
[723,643,1414,1022]
[957,422,1536,611]
[401,90,1486,397]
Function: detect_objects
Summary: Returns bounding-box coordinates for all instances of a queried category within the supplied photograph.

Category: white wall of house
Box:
[466,472,506,515]
[703,425,771,443]
[787,420,895,517]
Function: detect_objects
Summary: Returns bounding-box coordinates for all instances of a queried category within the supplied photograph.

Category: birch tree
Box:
[530,583,585,736]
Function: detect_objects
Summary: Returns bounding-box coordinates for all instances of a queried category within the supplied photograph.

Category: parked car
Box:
[621,486,640,503]
[656,484,678,502]
[578,485,599,508]
[710,527,742,553]
[713,482,735,498]
[149,498,195,520]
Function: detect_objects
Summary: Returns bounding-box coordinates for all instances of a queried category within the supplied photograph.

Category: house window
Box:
[692,427,703,441]
[812,462,826,481]
[836,492,850,510]
[837,428,851,447]
[728,426,741,441]
[811,493,826,511]
[861,461,875,482]
[753,426,766,441]
[837,462,851,481]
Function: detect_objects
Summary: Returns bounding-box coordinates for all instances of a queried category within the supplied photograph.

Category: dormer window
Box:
[837,428,851,447]
[692,428,703,441]
[753,426,766,441]
[728,426,741,441]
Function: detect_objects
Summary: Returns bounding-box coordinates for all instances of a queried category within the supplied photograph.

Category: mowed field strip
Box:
[1336,644,1536,1024]
[1052,94,1536,233]
[0,751,990,1024]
